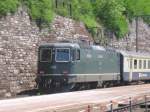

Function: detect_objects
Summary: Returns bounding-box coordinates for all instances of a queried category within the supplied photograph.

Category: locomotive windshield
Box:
[55,48,70,62]
[40,48,52,62]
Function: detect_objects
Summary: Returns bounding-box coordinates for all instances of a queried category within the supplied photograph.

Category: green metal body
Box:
[37,43,121,90]
[72,47,120,74]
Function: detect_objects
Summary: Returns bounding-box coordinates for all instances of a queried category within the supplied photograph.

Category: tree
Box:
[94,0,128,38]
[25,0,54,28]
[0,0,19,16]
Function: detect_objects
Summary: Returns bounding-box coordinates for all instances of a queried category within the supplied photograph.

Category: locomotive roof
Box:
[119,50,150,58]
[39,43,150,57]
[39,43,80,48]
[91,45,106,51]
[39,43,116,52]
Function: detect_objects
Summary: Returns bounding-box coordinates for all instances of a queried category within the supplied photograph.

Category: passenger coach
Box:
[120,51,150,82]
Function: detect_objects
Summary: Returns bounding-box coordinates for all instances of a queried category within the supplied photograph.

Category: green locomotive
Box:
[37,42,121,92]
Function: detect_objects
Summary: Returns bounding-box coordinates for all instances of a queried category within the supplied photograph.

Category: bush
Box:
[53,0,69,17]
[94,0,128,38]
[0,0,149,37]
[0,0,19,16]
[124,0,150,23]
[25,0,54,28]
[71,0,98,28]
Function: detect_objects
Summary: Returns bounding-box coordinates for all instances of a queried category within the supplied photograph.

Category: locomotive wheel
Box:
[90,82,98,89]
[102,82,109,88]
[72,83,90,91]
[60,83,76,92]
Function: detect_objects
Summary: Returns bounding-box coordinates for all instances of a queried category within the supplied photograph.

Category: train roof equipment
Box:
[119,50,150,58]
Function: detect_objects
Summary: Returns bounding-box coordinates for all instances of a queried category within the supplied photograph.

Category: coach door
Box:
[129,58,133,82]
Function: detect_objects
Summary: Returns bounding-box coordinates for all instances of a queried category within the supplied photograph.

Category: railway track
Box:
[0,84,150,112]
[15,81,148,97]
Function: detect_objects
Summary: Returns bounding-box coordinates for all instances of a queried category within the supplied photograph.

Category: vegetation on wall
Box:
[0,0,19,16]
[25,0,54,28]
[124,0,150,24]
[53,0,97,29]
[0,0,150,38]
[125,0,150,18]
[94,0,128,38]
[71,0,97,28]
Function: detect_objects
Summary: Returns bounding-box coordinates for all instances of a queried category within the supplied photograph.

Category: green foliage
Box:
[125,0,150,17]
[71,0,97,28]
[0,0,19,16]
[25,0,54,28]
[54,0,98,28]
[94,0,150,38]
[53,0,69,17]
[124,0,150,23]
[94,0,128,38]
[0,0,54,28]
[0,0,150,38]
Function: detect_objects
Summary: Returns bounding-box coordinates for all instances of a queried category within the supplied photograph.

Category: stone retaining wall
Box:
[108,19,150,52]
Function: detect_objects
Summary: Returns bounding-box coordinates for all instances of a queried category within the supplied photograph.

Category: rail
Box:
[49,95,150,112]
[107,95,150,112]
[0,84,150,112]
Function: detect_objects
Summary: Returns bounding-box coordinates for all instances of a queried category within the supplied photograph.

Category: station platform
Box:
[0,84,150,112]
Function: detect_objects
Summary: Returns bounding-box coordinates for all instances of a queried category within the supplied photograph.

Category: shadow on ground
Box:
[17,89,57,97]
[17,89,40,96]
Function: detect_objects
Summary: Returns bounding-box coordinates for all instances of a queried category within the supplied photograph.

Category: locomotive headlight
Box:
[62,70,68,75]
[39,71,44,74]
[51,65,57,69]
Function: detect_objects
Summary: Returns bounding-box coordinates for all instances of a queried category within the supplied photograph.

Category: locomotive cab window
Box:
[71,50,76,61]
[55,48,70,62]
[40,48,52,62]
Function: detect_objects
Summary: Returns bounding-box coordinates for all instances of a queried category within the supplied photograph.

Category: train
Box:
[37,42,150,92]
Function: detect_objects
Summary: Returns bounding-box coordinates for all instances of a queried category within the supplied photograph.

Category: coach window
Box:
[76,49,80,60]
[148,60,150,69]
[134,59,137,69]
[139,60,142,69]
[144,60,146,69]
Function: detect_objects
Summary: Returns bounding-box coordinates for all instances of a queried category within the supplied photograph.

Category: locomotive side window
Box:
[76,49,80,60]
[72,50,76,61]
[134,59,137,69]
[55,48,70,62]
[40,48,52,62]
